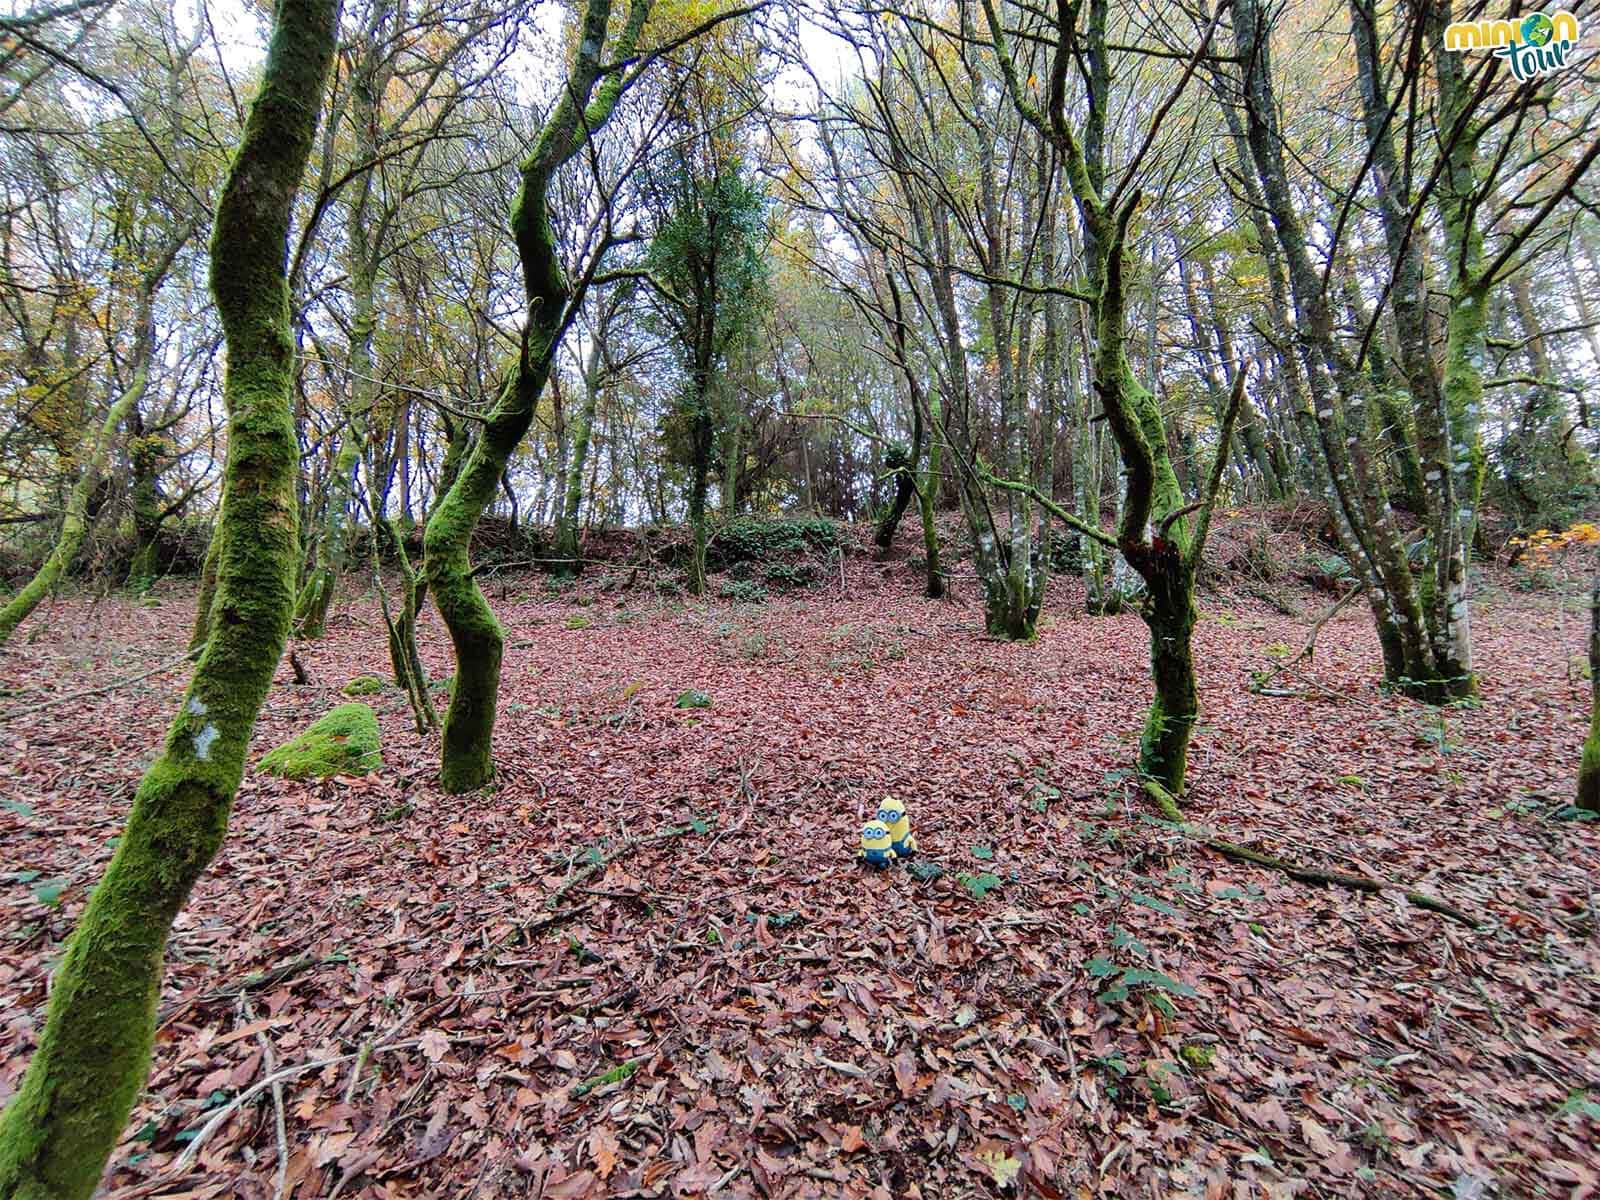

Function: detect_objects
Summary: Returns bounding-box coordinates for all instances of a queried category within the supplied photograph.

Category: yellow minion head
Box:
[876,795,916,856]
[858,820,896,867]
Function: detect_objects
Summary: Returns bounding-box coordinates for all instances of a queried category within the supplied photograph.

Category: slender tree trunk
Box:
[423,0,649,792]
[295,19,393,638]
[555,330,605,573]
[920,408,944,598]
[125,408,171,595]
[1235,0,1444,696]
[0,4,335,1193]
[1580,572,1600,812]
[687,381,712,595]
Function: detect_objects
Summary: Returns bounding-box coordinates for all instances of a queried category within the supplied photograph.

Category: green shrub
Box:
[710,516,839,567]
[1046,532,1083,575]
[764,562,815,589]
[718,579,768,604]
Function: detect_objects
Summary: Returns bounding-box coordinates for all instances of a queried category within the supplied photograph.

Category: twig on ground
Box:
[157,954,337,1027]
[1144,780,1480,928]
[252,1018,289,1200]
[168,1039,417,1173]
[544,824,697,910]
[1249,583,1361,695]
[0,648,199,721]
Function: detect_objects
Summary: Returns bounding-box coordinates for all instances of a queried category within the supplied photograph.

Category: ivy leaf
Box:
[33,880,65,907]
[958,872,1002,899]
[1132,892,1179,916]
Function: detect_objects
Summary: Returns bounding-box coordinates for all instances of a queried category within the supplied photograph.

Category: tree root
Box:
[1143,781,1480,928]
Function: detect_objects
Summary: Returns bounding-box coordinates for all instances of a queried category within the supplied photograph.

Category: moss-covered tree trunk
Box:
[1233,0,1445,699]
[554,333,604,574]
[686,385,713,596]
[189,507,221,653]
[423,0,649,792]
[919,394,945,598]
[0,2,336,1193]
[981,0,1243,793]
[0,367,148,646]
[1138,547,1199,790]
[875,268,942,593]
[293,21,391,639]
[1580,572,1600,813]
[126,418,165,595]
[0,217,189,642]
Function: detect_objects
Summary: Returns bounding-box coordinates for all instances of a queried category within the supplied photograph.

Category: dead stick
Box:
[544,825,695,910]
[1143,781,1479,928]
[1250,584,1361,694]
[0,648,199,721]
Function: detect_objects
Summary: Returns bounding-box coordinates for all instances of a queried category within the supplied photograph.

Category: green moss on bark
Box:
[0,2,337,1194]
[190,513,222,654]
[423,0,650,794]
[258,703,382,779]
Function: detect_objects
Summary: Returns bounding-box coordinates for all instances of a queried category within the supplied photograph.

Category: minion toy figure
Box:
[858,820,898,869]
[877,795,917,858]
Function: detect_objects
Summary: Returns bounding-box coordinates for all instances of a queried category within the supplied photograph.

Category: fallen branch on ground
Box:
[543,824,698,910]
[1249,583,1361,695]
[1143,780,1479,928]
[0,647,199,721]
[157,953,340,1027]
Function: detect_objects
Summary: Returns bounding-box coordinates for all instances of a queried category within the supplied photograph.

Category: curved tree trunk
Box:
[920,399,945,598]
[423,0,650,793]
[978,0,1244,792]
[0,2,336,1193]
[1580,573,1600,812]
[0,366,148,645]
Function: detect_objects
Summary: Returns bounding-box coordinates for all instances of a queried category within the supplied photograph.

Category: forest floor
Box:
[2,521,1598,1199]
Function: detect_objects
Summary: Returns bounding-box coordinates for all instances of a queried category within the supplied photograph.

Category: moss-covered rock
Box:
[342,674,385,696]
[258,703,382,780]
